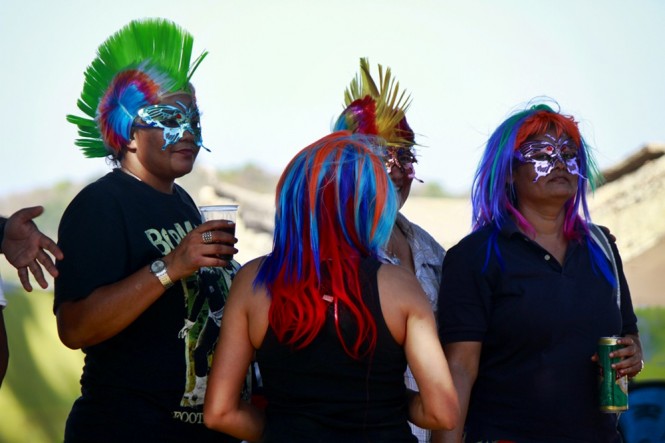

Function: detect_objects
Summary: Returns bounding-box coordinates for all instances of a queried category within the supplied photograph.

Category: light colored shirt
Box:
[379,212,446,443]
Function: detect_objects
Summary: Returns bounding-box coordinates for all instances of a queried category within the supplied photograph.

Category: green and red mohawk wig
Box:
[67,18,207,158]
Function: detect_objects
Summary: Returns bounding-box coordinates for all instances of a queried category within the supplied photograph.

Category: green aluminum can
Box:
[598,336,629,412]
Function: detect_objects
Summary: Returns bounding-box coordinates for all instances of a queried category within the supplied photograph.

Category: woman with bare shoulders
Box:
[204,132,459,442]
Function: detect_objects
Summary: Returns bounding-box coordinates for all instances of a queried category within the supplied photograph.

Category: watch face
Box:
[151,259,166,274]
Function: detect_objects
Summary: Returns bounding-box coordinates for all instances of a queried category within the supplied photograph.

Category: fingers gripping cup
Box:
[199,204,238,261]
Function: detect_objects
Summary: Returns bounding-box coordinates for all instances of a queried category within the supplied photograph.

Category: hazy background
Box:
[2,0,664,198]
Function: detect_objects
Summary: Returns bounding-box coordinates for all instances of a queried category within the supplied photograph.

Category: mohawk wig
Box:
[67,18,207,158]
[472,102,614,286]
[255,131,398,358]
[333,58,415,154]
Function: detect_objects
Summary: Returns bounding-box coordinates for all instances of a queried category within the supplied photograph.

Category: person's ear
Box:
[126,136,139,153]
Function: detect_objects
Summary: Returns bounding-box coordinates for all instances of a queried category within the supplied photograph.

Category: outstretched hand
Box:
[1,206,64,291]
[599,225,617,243]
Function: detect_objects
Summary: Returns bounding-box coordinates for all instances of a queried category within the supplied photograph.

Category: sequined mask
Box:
[135,101,208,151]
[384,147,421,182]
[515,134,581,182]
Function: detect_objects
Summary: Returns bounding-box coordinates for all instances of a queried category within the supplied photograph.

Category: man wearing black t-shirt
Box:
[55,19,242,443]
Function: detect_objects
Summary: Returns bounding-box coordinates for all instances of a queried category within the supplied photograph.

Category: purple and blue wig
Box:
[472,103,615,286]
[255,131,398,358]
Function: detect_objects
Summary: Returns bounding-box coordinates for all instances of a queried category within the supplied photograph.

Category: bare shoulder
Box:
[232,257,264,287]
[377,263,432,345]
[230,257,271,348]
[377,263,430,313]
[238,256,265,273]
[228,257,268,305]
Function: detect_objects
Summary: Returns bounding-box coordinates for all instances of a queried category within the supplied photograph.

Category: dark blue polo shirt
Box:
[438,220,638,443]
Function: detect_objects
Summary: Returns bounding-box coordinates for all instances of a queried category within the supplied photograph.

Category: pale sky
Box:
[2,0,664,198]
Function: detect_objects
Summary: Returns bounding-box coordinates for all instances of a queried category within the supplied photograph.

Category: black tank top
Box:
[256,256,416,442]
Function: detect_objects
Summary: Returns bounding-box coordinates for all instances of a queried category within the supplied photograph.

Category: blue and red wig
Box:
[472,102,614,285]
[254,131,398,358]
[97,67,170,155]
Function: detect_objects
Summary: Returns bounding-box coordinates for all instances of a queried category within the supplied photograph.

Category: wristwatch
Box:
[150,258,174,289]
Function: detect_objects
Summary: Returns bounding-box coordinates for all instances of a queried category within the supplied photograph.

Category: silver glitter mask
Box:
[515,134,581,182]
[136,101,208,151]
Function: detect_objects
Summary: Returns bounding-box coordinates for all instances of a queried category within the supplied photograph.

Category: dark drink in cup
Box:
[199,204,238,262]
[218,221,236,260]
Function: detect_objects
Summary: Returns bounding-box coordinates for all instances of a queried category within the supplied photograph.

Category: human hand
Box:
[599,225,617,243]
[1,206,64,291]
[590,334,644,379]
[612,335,644,379]
[178,319,196,339]
[165,220,237,280]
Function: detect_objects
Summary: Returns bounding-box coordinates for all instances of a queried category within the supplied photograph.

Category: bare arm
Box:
[379,265,460,431]
[56,219,237,349]
[432,341,481,443]
[404,305,460,430]
[1,207,64,291]
[204,260,265,441]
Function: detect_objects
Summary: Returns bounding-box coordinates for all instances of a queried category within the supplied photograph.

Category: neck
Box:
[120,167,142,182]
[517,201,567,237]
[386,224,415,273]
[517,202,569,263]
[119,161,174,194]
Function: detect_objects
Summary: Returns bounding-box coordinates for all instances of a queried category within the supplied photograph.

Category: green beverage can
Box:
[598,336,629,412]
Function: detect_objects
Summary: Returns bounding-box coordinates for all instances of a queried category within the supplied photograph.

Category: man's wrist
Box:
[150,258,174,289]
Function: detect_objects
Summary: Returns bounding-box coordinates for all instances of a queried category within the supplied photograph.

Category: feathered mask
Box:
[67,18,207,158]
[334,58,420,180]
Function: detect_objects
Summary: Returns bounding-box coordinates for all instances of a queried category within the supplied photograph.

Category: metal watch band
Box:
[150,259,174,289]
[157,271,174,289]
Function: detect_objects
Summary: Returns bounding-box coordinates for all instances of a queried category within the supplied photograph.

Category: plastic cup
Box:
[199,204,238,260]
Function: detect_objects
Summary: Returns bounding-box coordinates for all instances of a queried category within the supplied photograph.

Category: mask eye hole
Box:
[530,153,551,161]
[562,151,578,161]
[160,118,180,128]
[398,154,416,165]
